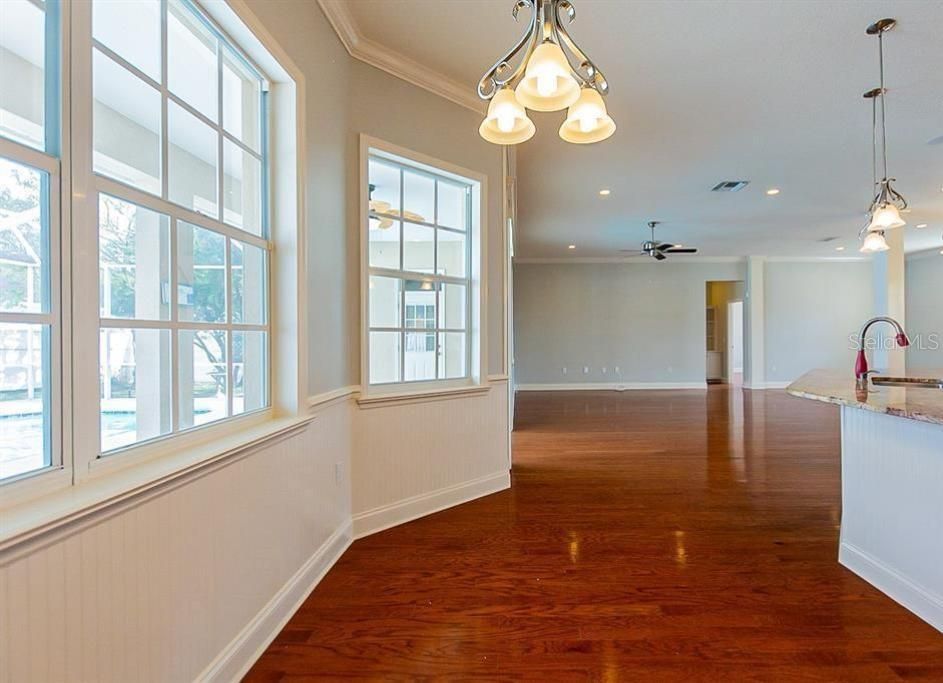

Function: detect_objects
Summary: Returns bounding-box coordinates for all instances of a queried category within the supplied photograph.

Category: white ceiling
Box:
[344,0,943,258]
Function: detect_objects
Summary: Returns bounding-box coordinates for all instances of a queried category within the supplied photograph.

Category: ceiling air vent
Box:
[711,180,750,192]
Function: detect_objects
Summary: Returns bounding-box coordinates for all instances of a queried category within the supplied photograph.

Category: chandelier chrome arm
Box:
[477,0,609,100]
[552,0,608,94]
[477,0,540,99]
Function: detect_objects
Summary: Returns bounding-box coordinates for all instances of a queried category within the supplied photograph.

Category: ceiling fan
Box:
[621,221,699,261]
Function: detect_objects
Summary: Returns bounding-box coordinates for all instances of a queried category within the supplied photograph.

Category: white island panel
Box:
[839,405,943,633]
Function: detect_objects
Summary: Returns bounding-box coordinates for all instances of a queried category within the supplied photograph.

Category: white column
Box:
[743,256,766,389]
[871,228,906,374]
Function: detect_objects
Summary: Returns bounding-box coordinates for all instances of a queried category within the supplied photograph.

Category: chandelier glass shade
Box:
[515,42,581,111]
[559,87,616,144]
[479,88,536,144]
[860,230,890,253]
[478,0,613,145]
[866,179,907,231]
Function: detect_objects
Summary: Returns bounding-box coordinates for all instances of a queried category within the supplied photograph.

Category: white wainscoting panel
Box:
[0,399,354,682]
[839,406,943,633]
[353,380,511,537]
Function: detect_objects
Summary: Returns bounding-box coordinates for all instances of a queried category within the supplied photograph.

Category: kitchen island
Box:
[788,370,943,633]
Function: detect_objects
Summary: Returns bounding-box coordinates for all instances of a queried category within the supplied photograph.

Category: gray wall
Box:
[763,261,873,383]
[906,255,943,370]
[242,1,506,395]
[243,0,353,395]
[513,261,745,385]
[514,260,877,386]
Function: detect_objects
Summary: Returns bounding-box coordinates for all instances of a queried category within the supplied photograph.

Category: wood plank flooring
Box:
[246,387,943,681]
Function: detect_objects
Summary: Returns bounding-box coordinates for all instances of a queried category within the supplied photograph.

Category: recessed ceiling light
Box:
[916,223,928,228]
[598,189,611,196]
[568,244,576,249]
[766,188,780,196]
[835,246,846,251]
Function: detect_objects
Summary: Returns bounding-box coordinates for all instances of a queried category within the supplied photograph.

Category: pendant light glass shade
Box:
[514,42,580,112]
[867,201,906,231]
[559,88,616,144]
[860,230,890,253]
[478,88,535,145]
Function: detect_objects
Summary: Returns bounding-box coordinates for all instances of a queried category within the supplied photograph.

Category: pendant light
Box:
[863,19,908,234]
[477,0,614,145]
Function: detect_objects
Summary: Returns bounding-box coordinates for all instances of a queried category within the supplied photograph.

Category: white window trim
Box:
[1,0,307,526]
[359,134,488,401]
[0,0,73,503]
[70,0,280,483]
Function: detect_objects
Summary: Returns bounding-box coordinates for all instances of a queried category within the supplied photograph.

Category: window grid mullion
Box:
[94,174,270,251]
[160,0,169,200]
[95,36,262,164]
[216,41,224,224]
[366,267,466,287]
[433,180,439,379]
[226,242,234,419]
[398,167,405,382]
[98,318,267,332]
[169,215,180,433]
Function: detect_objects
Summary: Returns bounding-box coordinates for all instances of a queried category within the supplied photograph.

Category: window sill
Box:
[357,381,491,408]
[0,414,316,555]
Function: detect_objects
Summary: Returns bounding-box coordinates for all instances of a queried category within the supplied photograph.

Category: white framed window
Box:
[362,137,486,392]
[0,0,302,509]
[0,0,64,485]
[75,0,272,458]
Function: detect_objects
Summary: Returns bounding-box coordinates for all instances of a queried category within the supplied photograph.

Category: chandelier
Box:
[477,0,615,146]
[859,18,908,254]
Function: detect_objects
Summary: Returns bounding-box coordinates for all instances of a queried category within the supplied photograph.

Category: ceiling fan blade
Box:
[619,249,646,254]
[653,252,667,261]
[653,242,674,251]
[664,248,698,254]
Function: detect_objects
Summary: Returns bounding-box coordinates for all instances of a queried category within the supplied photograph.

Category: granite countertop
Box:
[787,369,943,427]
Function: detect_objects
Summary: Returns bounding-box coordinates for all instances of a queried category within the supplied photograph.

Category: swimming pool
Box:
[0,409,217,480]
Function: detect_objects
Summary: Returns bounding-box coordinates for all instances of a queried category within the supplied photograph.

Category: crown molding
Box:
[317,0,484,113]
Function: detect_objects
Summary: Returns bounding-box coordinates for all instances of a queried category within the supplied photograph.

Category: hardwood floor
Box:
[246,387,943,681]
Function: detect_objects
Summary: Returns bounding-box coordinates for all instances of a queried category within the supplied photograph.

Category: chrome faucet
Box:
[855,316,910,388]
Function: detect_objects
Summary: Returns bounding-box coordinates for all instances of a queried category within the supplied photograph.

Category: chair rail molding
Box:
[317,0,483,113]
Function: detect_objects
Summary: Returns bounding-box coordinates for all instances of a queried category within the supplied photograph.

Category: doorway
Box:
[705,281,745,385]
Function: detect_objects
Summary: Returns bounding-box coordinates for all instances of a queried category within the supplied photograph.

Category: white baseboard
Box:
[743,381,793,390]
[840,542,943,633]
[198,520,354,682]
[353,470,510,539]
[516,382,708,392]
